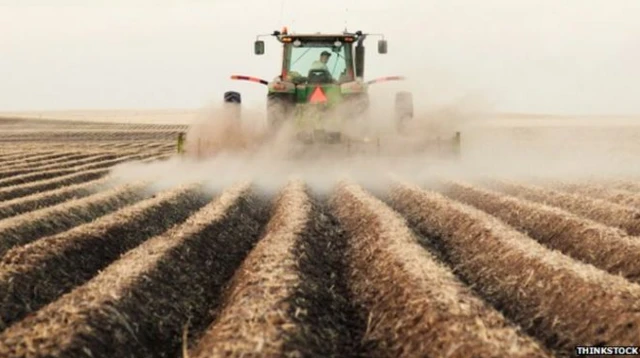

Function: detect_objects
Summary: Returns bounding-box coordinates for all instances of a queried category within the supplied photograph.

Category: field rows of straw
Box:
[1,117,640,357]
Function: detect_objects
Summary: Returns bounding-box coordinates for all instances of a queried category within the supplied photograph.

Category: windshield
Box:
[287,41,351,82]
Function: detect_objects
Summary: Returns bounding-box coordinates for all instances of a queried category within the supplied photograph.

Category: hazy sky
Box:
[1,0,639,114]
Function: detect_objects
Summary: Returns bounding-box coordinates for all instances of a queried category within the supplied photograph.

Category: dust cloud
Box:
[108,93,640,196]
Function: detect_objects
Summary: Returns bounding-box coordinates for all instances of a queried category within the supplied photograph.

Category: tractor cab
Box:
[277,34,356,85]
[248,29,404,140]
[254,29,388,85]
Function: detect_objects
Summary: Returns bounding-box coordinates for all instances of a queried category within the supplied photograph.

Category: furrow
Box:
[441,180,640,282]
[0,183,211,331]
[389,182,640,355]
[0,177,109,220]
[0,154,143,188]
[0,152,50,163]
[0,151,76,167]
[329,182,550,357]
[547,180,640,210]
[0,168,109,201]
[0,182,149,257]
[192,181,360,357]
[0,153,116,180]
[0,154,161,202]
[485,179,640,235]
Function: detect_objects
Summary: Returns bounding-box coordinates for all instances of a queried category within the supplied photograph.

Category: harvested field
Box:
[0,154,143,187]
[545,180,640,209]
[388,182,640,356]
[0,183,210,330]
[192,180,360,357]
[484,179,640,235]
[0,177,109,219]
[1,117,640,356]
[331,182,550,357]
[440,180,640,282]
[0,153,103,176]
[0,182,150,257]
[1,152,79,167]
[0,168,112,201]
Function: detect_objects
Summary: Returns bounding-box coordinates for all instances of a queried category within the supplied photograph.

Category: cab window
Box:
[287,40,352,82]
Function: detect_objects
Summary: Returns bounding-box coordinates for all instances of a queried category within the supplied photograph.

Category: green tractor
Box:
[177,28,461,158]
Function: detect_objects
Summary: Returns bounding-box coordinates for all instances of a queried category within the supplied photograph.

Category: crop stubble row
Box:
[0,182,212,332]
[1,152,106,172]
[484,179,640,236]
[0,177,109,220]
[1,141,175,161]
[5,172,639,356]
[0,154,143,188]
[0,182,270,357]
[440,180,640,283]
[331,182,550,357]
[1,150,86,171]
[543,180,640,210]
[192,181,359,357]
[389,182,640,355]
[0,131,181,142]
[0,152,32,162]
[0,153,164,201]
[0,182,150,257]
[0,152,78,168]
[0,153,117,180]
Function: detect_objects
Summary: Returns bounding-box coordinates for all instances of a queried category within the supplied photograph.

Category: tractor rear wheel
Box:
[267,93,294,133]
[394,91,413,133]
[223,91,242,121]
[224,91,241,103]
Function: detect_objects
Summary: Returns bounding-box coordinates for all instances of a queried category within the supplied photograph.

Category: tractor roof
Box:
[275,31,361,43]
[284,33,355,37]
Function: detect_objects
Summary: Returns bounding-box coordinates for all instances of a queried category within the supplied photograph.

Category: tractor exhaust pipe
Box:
[355,31,367,79]
[355,44,365,79]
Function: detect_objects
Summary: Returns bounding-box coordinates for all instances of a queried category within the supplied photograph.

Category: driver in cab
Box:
[310,51,331,71]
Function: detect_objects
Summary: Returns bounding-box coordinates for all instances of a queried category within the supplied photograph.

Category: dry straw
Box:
[0,176,108,219]
[0,182,209,331]
[0,151,75,168]
[0,153,163,201]
[0,182,265,358]
[331,181,550,358]
[0,153,106,179]
[485,179,640,235]
[0,181,149,257]
[546,179,640,210]
[192,180,309,357]
[389,181,640,354]
[441,180,640,282]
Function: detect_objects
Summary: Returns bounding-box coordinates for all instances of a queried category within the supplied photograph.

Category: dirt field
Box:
[0,114,640,357]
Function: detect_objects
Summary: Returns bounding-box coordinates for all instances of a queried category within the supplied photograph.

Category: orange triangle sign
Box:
[309,86,328,103]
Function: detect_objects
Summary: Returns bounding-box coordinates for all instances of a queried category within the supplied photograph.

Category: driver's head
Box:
[320,51,331,63]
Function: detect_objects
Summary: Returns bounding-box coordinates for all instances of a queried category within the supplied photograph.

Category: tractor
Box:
[177,28,461,158]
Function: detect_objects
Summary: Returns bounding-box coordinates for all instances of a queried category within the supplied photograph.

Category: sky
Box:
[0,0,639,114]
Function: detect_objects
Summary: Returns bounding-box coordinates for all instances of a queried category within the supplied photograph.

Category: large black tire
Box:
[345,93,369,119]
[267,93,294,132]
[223,91,242,121]
[224,91,241,104]
[395,91,413,133]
